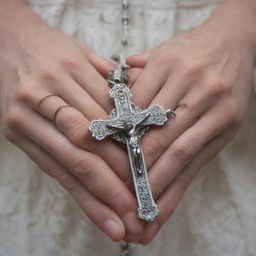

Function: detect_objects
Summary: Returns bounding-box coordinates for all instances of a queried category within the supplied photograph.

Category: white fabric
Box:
[0,0,256,255]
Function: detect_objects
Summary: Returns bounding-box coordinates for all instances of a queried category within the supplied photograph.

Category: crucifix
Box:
[89,54,175,222]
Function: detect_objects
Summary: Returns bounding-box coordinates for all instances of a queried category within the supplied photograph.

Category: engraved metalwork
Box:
[89,54,175,222]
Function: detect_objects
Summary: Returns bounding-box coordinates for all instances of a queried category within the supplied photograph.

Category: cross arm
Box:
[140,104,172,127]
[89,119,118,140]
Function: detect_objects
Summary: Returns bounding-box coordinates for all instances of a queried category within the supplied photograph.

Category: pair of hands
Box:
[1,0,255,245]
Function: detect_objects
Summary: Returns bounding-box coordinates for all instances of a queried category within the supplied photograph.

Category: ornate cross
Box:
[89,54,175,222]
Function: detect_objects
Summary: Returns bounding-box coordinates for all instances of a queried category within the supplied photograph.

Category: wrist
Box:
[203,0,256,62]
[0,1,47,37]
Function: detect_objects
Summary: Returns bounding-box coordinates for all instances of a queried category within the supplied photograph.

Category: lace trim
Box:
[27,0,221,9]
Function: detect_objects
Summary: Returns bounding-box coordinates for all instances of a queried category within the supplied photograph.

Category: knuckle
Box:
[178,169,195,191]
[142,135,163,162]
[183,59,204,78]
[208,80,228,98]
[179,101,197,112]
[110,190,135,212]
[56,107,92,146]
[55,106,72,124]
[172,141,193,163]
[55,106,76,125]
[16,84,36,104]
[68,154,94,177]
[40,68,59,83]
[61,53,83,69]
[69,125,92,146]
[225,101,241,128]
[6,107,23,129]
[59,173,80,193]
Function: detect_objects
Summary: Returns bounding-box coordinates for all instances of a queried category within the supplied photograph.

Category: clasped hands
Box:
[1,4,254,245]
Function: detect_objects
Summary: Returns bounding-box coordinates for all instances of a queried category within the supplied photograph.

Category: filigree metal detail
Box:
[89,54,175,222]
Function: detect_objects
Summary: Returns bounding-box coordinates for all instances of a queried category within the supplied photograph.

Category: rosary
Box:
[89,0,175,254]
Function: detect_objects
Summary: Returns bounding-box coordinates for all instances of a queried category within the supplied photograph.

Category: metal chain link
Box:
[120,241,132,256]
[119,1,132,255]
[121,0,130,46]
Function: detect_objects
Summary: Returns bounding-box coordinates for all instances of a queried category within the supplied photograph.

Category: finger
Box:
[141,76,224,170]
[129,60,170,109]
[139,130,235,245]
[39,98,144,243]
[12,106,144,242]
[76,41,115,78]
[126,53,150,68]
[11,133,126,241]
[64,44,117,112]
[87,54,116,79]
[148,103,235,200]
[19,75,111,122]
[68,59,114,112]
[127,68,144,86]
[149,62,214,110]
[128,47,181,109]
[36,45,115,114]
[57,75,114,119]
[36,95,132,189]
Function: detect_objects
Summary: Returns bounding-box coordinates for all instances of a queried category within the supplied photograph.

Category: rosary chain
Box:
[120,241,132,256]
[120,1,132,256]
[121,0,130,46]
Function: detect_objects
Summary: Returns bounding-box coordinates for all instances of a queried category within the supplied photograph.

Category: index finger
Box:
[15,134,126,241]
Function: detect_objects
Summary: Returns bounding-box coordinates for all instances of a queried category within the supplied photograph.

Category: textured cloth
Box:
[0,0,256,255]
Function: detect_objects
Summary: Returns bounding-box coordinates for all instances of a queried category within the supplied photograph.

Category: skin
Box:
[0,0,256,245]
[0,0,143,243]
[126,0,256,244]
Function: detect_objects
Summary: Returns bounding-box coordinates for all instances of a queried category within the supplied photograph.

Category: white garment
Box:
[0,0,256,255]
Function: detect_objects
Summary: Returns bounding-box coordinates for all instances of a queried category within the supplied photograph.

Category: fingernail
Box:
[104,219,121,240]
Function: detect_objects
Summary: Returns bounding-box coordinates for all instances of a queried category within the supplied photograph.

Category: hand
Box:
[127,0,256,244]
[0,3,144,242]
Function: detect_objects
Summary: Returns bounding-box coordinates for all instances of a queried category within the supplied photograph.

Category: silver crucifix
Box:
[89,54,175,222]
